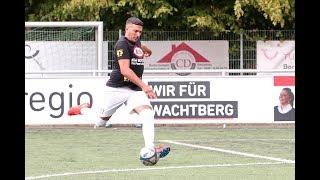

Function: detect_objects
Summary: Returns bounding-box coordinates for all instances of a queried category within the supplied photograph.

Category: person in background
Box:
[274,87,295,121]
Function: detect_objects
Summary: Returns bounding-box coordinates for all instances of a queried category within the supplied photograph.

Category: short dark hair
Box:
[126,17,144,26]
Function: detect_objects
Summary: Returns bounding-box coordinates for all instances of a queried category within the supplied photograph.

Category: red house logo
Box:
[157,42,209,75]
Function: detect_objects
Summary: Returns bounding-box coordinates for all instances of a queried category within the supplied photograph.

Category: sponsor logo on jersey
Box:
[117,49,124,57]
[133,46,144,58]
[131,58,144,65]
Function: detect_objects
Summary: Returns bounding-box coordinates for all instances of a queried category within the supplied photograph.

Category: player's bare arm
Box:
[118,59,157,99]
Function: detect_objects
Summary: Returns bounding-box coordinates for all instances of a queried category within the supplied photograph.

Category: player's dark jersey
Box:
[106,36,144,91]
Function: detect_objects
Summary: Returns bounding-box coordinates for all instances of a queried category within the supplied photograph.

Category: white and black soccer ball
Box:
[139,147,159,166]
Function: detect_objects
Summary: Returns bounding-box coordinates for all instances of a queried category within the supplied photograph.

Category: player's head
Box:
[125,17,143,42]
[279,87,294,106]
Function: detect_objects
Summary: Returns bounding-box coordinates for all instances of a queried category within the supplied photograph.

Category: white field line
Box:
[25,162,285,180]
[165,139,294,142]
[160,140,295,164]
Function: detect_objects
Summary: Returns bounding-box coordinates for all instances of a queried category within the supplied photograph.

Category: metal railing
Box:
[25,69,295,79]
[105,30,295,70]
[25,27,295,77]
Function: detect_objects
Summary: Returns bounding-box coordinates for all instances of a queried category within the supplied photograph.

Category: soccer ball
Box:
[139,147,159,166]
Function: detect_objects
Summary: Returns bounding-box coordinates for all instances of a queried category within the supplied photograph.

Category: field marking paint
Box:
[166,138,294,142]
[25,162,285,180]
[160,140,295,164]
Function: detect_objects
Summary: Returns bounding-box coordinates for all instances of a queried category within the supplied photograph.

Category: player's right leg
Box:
[67,102,91,116]
[67,103,110,128]
[94,116,111,128]
[94,86,133,128]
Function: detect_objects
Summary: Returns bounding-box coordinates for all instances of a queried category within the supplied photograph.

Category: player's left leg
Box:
[128,91,170,159]
[155,144,171,158]
[135,105,155,150]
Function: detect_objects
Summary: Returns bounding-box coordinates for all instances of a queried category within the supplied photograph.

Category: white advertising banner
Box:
[256,40,295,70]
[142,41,229,74]
[25,76,282,125]
[273,76,295,122]
[25,78,107,125]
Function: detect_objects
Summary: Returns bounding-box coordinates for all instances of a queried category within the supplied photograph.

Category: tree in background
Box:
[234,0,294,29]
[25,0,295,32]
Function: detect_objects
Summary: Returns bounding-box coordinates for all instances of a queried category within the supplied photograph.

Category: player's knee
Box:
[135,106,154,121]
[100,116,111,121]
[134,105,152,114]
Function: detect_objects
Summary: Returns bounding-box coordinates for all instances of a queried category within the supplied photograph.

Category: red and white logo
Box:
[157,42,209,75]
[133,46,144,58]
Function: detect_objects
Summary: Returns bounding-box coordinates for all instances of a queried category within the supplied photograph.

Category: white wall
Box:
[25,75,294,125]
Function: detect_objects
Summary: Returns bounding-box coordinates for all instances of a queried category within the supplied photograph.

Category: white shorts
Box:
[99,86,152,117]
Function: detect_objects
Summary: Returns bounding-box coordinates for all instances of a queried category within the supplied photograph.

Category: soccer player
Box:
[68,17,170,159]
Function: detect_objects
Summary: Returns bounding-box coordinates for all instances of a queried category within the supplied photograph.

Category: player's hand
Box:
[143,86,157,99]
[141,44,152,57]
[146,90,157,99]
